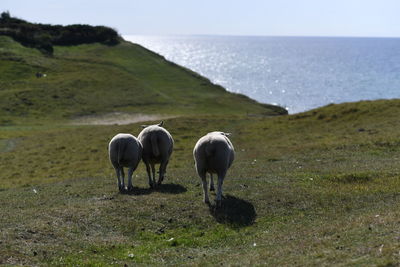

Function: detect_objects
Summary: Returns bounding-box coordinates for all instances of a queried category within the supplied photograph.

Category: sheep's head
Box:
[209,131,231,136]
[141,121,164,129]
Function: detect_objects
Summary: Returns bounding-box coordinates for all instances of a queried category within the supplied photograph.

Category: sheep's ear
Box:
[224,132,232,136]
[158,121,164,127]
[141,125,148,129]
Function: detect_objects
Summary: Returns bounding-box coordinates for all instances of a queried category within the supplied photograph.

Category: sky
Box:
[2,0,400,37]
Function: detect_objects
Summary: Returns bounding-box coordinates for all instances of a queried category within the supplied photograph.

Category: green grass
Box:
[0,35,285,125]
[1,34,400,266]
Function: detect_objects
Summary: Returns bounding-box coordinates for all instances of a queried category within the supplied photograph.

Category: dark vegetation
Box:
[0,11,120,55]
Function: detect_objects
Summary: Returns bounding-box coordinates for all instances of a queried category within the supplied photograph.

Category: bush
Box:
[1,11,10,20]
[0,12,120,55]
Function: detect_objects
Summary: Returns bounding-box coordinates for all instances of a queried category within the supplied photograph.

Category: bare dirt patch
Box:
[71,112,176,126]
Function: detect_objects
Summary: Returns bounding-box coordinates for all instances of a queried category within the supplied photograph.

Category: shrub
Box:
[0,12,120,55]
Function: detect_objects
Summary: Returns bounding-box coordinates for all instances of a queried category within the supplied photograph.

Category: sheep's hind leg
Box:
[120,168,126,192]
[127,167,135,192]
[144,162,154,188]
[151,163,157,188]
[200,172,210,204]
[216,173,225,207]
[209,174,215,191]
[116,168,123,192]
[157,160,168,185]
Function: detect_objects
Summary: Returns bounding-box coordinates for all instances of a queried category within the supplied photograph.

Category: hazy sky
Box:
[2,0,400,37]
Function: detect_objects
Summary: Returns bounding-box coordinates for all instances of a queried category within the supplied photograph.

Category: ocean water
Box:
[124,35,400,114]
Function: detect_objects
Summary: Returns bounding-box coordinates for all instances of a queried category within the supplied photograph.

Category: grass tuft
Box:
[326,173,374,184]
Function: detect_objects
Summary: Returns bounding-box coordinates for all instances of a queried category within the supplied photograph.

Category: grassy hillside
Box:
[1,26,400,265]
[0,35,285,125]
[2,99,400,265]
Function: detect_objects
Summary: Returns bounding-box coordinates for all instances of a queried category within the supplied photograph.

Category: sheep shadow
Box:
[123,183,187,196]
[154,183,187,194]
[209,195,256,228]
[124,187,152,196]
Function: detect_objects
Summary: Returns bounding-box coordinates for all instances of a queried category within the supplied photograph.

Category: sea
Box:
[124,35,400,114]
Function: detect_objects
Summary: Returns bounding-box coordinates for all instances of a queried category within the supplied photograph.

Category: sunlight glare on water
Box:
[125,35,400,114]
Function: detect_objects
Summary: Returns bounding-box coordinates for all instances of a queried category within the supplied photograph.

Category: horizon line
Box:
[123,33,400,39]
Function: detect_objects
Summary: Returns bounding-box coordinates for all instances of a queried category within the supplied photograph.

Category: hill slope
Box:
[0,35,286,125]
[2,100,400,265]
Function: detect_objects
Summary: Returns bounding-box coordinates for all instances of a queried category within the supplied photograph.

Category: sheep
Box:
[109,133,143,192]
[138,121,174,188]
[193,131,235,206]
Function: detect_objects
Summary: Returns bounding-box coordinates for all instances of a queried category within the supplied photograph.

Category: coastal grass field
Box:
[1,34,400,266]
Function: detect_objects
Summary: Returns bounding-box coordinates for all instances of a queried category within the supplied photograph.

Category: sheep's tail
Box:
[205,142,215,157]
[151,133,160,157]
[117,140,126,166]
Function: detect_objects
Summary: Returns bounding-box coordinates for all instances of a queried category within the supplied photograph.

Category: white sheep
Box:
[138,121,174,188]
[193,131,235,206]
[109,133,143,192]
